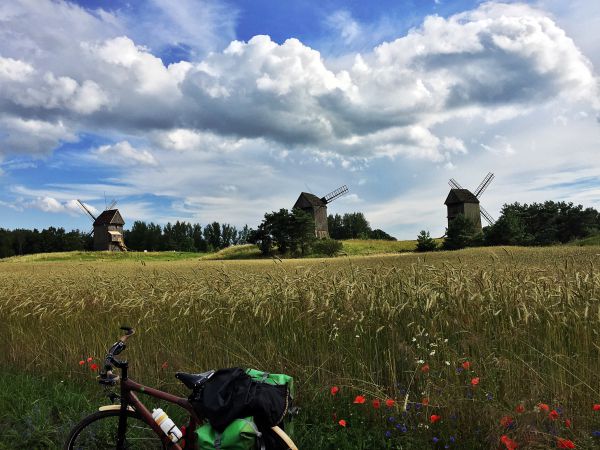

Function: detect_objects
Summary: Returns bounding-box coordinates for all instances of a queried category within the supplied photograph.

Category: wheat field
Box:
[1,246,600,448]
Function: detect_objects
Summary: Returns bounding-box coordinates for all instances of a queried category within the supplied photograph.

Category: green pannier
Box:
[197,416,264,450]
[245,369,294,398]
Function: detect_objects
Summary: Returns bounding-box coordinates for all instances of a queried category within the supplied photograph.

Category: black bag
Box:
[189,367,293,449]
[190,367,253,432]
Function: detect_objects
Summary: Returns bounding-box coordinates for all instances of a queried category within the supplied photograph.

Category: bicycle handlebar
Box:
[99,327,135,384]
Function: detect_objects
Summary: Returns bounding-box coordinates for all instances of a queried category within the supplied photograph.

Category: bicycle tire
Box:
[64,409,167,450]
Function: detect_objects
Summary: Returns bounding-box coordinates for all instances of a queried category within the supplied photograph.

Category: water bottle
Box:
[152,408,183,442]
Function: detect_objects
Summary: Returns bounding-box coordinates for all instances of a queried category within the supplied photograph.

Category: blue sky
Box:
[0,0,599,238]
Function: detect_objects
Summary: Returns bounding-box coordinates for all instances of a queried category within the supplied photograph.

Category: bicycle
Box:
[64,327,298,450]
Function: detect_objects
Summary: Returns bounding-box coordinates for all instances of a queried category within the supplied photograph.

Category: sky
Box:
[0,0,598,239]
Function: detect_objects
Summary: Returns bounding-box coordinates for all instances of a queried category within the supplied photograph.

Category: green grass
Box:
[571,234,600,246]
[341,238,443,255]
[0,250,205,263]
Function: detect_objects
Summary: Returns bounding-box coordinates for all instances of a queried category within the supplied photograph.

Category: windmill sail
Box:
[448,178,462,190]
[480,206,495,226]
[473,172,494,198]
[77,199,97,221]
[321,185,349,204]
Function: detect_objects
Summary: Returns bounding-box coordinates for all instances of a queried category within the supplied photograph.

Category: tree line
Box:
[0,220,250,258]
[327,212,396,240]
[417,201,600,251]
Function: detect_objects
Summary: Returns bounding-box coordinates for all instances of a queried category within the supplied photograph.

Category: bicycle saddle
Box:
[175,370,215,389]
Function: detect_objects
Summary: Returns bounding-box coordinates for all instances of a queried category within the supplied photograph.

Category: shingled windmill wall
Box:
[293,192,329,238]
[444,189,482,233]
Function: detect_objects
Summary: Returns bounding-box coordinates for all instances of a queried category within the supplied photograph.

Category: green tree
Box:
[443,215,477,250]
[416,230,437,252]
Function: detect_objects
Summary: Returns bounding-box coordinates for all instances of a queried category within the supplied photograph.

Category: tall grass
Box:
[1,246,600,447]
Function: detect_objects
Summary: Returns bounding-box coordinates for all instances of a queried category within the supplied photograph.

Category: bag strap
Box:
[240,419,265,450]
[214,433,222,450]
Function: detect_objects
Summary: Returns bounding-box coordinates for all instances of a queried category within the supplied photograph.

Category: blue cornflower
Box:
[593,430,600,438]
[388,416,396,422]
[449,436,456,443]
[385,431,392,439]
[415,403,422,410]
[486,392,493,400]
[433,437,439,443]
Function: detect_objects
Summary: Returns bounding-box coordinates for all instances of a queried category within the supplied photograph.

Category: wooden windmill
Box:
[77,199,127,251]
[293,185,349,238]
[445,172,495,233]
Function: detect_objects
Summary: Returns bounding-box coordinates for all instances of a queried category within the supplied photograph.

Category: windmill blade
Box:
[448,178,463,189]
[87,227,94,237]
[77,199,97,221]
[321,185,349,204]
[474,172,495,198]
[107,199,117,210]
[480,205,495,226]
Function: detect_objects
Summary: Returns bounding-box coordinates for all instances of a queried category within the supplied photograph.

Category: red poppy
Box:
[557,438,575,449]
[515,404,525,413]
[565,419,572,428]
[422,397,430,406]
[372,399,381,409]
[90,363,99,371]
[462,361,471,370]
[500,435,518,450]
[78,360,85,366]
[593,404,600,411]
[500,416,514,428]
[421,363,430,373]
[549,410,560,421]
[338,419,347,427]
[330,386,339,396]
[538,403,550,412]
[86,357,93,363]
[471,377,480,386]
[429,414,441,424]
[385,399,395,408]
[161,361,168,369]
[353,395,366,404]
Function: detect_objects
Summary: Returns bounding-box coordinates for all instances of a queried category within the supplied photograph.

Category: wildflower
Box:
[90,363,99,371]
[421,363,430,373]
[462,361,471,370]
[445,361,450,366]
[487,392,493,401]
[422,397,430,406]
[385,399,395,408]
[78,360,85,366]
[592,430,600,437]
[430,414,441,424]
[353,395,366,404]
[538,403,550,412]
[515,404,525,413]
[433,437,439,443]
[86,357,93,363]
[161,361,168,369]
[338,419,347,427]
[593,404,600,411]
[557,438,575,448]
[565,419,572,428]
[549,410,560,421]
[388,416,395,422]
[384,431,392,438]
[372,399,381,409]
[429,350,436,356]
[471,377,480,386]
[500,435,518,450]
[500,416,514,428]
[330,386,339,396]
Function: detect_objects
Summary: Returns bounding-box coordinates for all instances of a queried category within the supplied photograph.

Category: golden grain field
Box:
[1,246,600,446]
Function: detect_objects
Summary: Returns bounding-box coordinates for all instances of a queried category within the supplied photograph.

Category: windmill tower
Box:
[77,200,127,251]
[445,172,495,233]
[293,185,349,238]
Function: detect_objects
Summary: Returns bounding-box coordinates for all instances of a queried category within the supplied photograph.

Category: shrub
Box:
[312,238,343,257]
[415,230,437,252]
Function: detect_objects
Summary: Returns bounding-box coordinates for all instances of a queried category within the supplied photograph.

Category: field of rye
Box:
[1,246,600,448]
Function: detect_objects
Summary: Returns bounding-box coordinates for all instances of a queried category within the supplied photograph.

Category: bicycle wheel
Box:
[64,409,167,449]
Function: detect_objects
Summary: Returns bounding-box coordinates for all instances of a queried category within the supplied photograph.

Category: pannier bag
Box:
[191,367,295,450]
[197,416,265,450]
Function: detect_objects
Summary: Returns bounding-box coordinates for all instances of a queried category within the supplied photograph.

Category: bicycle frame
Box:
[107,362,201,450]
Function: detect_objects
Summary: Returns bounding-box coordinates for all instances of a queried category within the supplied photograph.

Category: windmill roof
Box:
[293,192,326,209]
[93,209,125,226]
[444,189,479,205]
